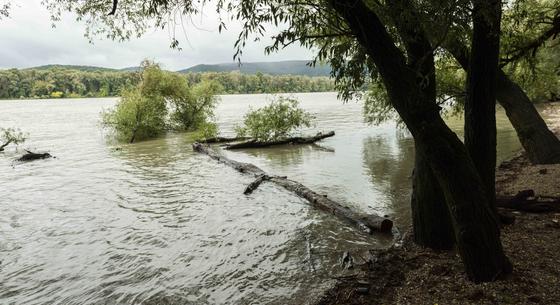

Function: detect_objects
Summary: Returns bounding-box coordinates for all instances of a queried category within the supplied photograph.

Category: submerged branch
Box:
[0,139,13,151]
[17,150,52,162]
[198,136,251,144]
[193,142,393,234]
[224,131,335,150]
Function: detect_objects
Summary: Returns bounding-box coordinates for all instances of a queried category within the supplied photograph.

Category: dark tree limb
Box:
[501,14,560,66]
[244,174,270,194]
[496,189,560,213]
[17,150,52,162]
[108,0,118,15]
[224,131,335,150]
[0,139,13,151]
[444,38,560,164]
[193,142,393,233]
[198,136,251,144]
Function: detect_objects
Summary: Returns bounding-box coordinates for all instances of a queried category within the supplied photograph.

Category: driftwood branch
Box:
[0,139,13,151]
[193,142,393,233]
[224,131,335,150]
[198,136,251,144]
[496,189,560,213]
[17,150,52,162]
[244,174,270,194]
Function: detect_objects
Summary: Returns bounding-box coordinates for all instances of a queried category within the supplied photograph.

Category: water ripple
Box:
[0,95,529,304]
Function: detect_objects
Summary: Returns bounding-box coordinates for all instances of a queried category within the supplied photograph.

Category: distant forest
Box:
[0,67,335,99]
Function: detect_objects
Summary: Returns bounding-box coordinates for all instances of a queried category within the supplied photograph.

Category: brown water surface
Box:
[0,92,544,304]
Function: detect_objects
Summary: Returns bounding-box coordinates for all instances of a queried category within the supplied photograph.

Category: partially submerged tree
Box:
[171,80,221,132]
[102,61,220,143]
[102,87,167,143]
[235,97,313,141]
[0,127,27,151]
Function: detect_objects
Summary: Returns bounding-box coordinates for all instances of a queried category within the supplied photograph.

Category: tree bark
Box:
[385,0,454,251]
[193,142,393,233]
[495,71,560,164]
[445,40,560,164]
[411,149,455,249]
[464,0,502,214]
[224,131,335,149]
[330,0,511,282]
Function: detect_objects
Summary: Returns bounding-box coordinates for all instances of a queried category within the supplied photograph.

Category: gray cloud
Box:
[0,0,314,70]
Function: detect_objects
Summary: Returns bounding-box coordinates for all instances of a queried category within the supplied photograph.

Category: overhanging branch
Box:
[501,15,560,66]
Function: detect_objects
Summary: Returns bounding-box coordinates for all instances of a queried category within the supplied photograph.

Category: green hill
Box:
[178,60,331,76]
[25,64,118,72]
[22,61,332,76]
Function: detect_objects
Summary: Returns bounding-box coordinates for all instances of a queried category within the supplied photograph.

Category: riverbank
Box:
[317,106,560,305]
[318,210,560,305]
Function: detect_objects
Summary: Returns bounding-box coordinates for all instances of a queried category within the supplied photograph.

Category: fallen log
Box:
[496,189,560,213]
[198,136,251,144]
[193,142,393,234]
[17,150,52,162]
[224,131,335,150]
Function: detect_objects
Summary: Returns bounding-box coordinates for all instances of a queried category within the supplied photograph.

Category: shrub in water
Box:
[235,97,313,141]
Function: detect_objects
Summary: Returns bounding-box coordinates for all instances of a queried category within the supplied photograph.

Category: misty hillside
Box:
[24,60,332,76]
[179,60,331,76]
[26,65,118,72]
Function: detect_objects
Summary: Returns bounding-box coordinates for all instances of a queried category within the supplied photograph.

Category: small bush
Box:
[193,121,219,141]
[0,127,27,151]
[235,97,313,141]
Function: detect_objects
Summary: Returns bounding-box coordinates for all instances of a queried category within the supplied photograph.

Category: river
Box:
[0,92,541,304]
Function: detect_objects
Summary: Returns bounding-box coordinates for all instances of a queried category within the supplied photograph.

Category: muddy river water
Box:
[0,92,543,304]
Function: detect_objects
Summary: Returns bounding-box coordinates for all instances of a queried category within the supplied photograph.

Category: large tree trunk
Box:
[415,118,512,282]
[495,70,560,163]
[330,0,511,282]
[445,40,560,164]
[385,0,454,250]
[464,0,502,214]
[411,149,455,249]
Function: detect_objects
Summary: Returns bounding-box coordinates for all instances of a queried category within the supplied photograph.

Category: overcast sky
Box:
[0,0,314,71]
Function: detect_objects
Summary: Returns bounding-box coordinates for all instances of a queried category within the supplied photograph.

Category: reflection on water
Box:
[362,132,415,226]
[0,93,554,304]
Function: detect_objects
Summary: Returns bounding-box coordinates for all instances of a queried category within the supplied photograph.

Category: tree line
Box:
[0,68,335,99]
